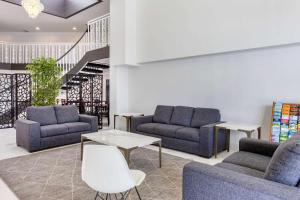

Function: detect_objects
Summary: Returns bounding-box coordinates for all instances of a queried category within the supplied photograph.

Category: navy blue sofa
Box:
[131,105,227,158]
[15,105,98,152]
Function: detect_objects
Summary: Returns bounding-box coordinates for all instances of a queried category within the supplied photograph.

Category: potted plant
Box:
[26,57,62,106]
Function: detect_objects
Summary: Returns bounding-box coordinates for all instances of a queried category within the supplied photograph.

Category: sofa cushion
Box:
[175,127,200,142]
[64,122,91,133]
[223,151,271,172]
[54,105,79,124]
[215,162,265,178]
[40,124,68,138]
[170,106,194,127]
[153,105,174,124]
[27,106,57,126]
[136,123,157,134]
[153,124,183,138]
[264,138,300,186]
[191,108,220,128]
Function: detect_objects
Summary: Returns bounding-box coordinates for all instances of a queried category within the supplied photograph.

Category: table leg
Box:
[226,129,230,152]
[214,126,218,158]
[257,127,261,139]
[126,117,130,132]
[158,141,162,168]
[81,136,84,161]
[113,115,117,129]
[124,149,131,165]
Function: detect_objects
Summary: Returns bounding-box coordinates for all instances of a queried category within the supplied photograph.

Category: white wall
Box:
[114,43,300,143]
[0,32,83,43]
[136,0,300,63]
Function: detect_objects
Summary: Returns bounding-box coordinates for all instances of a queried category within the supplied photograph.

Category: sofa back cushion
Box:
[170,106,194,127]
[54,105,79,124]
[153,105,174,124]
[191,108,220,128]
[264,137,300,186]
[27,106,57,126]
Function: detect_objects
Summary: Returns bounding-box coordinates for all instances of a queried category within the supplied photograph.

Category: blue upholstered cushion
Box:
[215,162,265,178]
[223,151,271,172]
[264,138,300,186]
[54,105,79,124]
[40,124,68,138]
[136,123,157,134]
[191,108,220,128]
[170,106,194,127]
[175,127,200,142]
[64,122,91,133]
[153,124,183,137]
[153,105,174,124]
[27,106,57,126]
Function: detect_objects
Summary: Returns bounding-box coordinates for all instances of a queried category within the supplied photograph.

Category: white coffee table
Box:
[81,129,162,167]
[213,122,261,158]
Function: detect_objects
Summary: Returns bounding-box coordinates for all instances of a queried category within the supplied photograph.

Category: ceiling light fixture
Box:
[35,27,40,30]
[21,0,44,19]
[72,27,77,30]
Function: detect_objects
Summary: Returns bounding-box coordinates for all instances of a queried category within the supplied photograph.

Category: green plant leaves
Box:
[26,57,62,106]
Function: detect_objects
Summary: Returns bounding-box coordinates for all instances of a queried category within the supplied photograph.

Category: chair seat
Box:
[175,127,200,142]
[64,122,91,133]
[130,170,146,186]
[215,162,265,178]
[136,123,157,134]
[223,151,271,172]
[153,124,184,137]
[40,124,68,138]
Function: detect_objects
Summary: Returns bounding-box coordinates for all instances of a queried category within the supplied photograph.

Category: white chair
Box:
[82,144,146,200]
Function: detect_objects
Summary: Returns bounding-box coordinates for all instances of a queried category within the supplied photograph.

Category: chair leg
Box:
[135,187,142,200]
[94,192,99,200]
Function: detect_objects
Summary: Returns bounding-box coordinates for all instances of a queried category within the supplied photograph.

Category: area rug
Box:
[0,144,191,200]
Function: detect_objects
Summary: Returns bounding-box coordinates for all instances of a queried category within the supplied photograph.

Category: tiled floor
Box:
[0,128,240,200]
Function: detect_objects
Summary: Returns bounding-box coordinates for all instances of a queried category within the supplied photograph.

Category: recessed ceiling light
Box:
[35,27,40,31]
[72,27,77,30]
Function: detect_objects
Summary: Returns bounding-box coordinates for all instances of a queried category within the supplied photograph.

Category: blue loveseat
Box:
[16,105,98,152]
[131,105,227,158]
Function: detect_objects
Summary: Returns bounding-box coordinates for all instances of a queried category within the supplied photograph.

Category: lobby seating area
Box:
[0,0,300,200]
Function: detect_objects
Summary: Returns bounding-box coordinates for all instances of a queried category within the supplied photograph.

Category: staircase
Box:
[0,14,110,128]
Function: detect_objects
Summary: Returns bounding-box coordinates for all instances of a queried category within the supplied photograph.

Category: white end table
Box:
[213,122,261,158]
[113,113,144,132]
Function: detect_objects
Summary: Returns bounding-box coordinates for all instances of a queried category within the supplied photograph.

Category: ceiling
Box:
[0,0,109,32]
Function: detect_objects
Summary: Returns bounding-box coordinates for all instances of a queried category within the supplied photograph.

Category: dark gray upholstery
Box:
[215,162,265,178]
[170,106,194,126]
[27,106,57,126]
[131,105,226,158]
[153,124,183,138]
[64,122,91,133]
[183,162,300,200]
[175,127,200,142]
[136,123,157,134]
[16,105,98,152]
[54,105,79,124]
[264,138,300,186]
[191,108,220,128]
[40,124,68,138]
[183,138,300,200]
[239,138,279,157]
[223,151,271,172]
[153,105,173,124]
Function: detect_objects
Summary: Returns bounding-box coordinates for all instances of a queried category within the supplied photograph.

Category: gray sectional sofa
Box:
[183,137,300,200]
[131,105,227,158]
[16,105,98,152]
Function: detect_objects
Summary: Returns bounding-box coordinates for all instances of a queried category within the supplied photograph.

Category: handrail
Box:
[56,27,88,62]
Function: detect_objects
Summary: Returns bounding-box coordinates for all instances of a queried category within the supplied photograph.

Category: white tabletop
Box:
[114,113,144,117]
[215,122,261,132]
[82,129,161,150]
